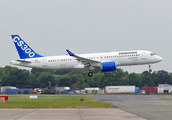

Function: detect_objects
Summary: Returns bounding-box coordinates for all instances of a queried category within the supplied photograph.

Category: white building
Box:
[157,84,172,93]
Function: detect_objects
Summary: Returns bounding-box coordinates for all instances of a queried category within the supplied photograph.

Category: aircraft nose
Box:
[157,56,163,62]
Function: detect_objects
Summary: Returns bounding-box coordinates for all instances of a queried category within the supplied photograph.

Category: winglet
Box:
[66,49,75,56]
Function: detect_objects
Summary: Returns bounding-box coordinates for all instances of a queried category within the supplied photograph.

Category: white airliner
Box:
[10,35,163,77]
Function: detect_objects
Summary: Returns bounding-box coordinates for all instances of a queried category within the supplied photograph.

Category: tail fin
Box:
[11,35,44,59]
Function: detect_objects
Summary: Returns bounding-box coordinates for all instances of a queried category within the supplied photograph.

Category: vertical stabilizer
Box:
[11,35,44,59]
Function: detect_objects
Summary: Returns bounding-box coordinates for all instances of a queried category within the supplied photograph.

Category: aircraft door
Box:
[42,59,47,67]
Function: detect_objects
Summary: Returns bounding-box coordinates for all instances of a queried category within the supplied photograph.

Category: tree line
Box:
[0,66,172,89]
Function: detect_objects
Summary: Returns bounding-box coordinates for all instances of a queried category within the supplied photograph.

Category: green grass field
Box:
[0,95,113,108]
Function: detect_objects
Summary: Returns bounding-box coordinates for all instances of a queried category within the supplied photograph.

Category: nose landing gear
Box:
[149,65,152,73]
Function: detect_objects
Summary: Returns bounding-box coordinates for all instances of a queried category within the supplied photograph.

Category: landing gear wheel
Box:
[148,65,152,73]
[149,69,152,73]
[88,72,93,77]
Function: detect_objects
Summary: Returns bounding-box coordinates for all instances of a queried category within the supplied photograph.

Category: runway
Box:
[0,108,145,120]
[93,95,172,120]
[1,95,171,120]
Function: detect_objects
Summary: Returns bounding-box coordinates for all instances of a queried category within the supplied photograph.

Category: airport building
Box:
[157,84,172,93]
[0,86,17,94]
[140,84,172,94]
[1,84,172,94]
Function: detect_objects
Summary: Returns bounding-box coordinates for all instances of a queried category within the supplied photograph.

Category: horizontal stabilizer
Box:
[16,59,32,63]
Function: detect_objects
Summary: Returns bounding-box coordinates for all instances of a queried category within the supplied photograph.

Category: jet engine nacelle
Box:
[101,61,116,72]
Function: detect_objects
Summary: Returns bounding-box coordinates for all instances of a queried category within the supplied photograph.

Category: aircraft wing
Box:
[66,49,101,68]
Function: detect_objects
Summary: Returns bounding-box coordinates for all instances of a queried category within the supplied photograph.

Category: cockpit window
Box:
[150,53,157,56]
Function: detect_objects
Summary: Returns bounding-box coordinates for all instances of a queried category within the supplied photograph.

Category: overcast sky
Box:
[0,0,171,73]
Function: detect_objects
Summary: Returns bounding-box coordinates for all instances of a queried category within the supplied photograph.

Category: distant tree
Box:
[55,70,72,75]
[67,70,91,83]
[92,70,100,74]
[37,72,56,88]
[151,71,158,86]
[156,70,171,85]
[140,71,154,87]
[150,70,171,86]
[88,73,103,87]
[170,75,172,84]
[29,73,40,88]
[142,71,150,74]
[0,67,5,79]
[5,65,172,89]
[69,74,88,88]
[70,81,89,89]
[126,73,141,87]
[99,68,126,88]
[3,66,18,75]
[56,75,71,87]
[56,73,91,88]
[124,71,129,76]
[0,67,6,84]
[1,69,31,88]
[99,75,113,89]
[31,68,56,78]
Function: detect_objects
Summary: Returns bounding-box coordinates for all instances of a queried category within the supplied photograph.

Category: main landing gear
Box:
[149,65,152,73]
[88,71,93,77]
